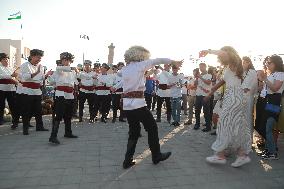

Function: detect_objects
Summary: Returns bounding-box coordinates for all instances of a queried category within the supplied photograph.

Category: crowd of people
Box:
[0,45,283,169]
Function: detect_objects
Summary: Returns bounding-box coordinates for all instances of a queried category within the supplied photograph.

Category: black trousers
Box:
[255,96,267,139]
[144,93,152,110]
[94,95,111,119]
[78,91,95,119]
[0,90,16,123]
[53,97,74,136]
[195,96,211,129]
[124,106,161,161]
[152,94,157,111]
[21,94,44,133]
[156,96,171,121]
[112,94,124,119]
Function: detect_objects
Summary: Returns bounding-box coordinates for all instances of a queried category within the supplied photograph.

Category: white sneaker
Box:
[231,156,251,168]
[206,155,227,164]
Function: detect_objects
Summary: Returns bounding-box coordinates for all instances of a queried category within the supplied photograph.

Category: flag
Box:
[8,11,21,20]
[80,34,89,40]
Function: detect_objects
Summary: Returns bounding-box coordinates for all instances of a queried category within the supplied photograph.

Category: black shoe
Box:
[175,122,180,127]
[119,118,126,122]
[156,119,161,123]
[79,117,83,122]
[89,119,94,123]
[261,152,279,160]
[193,125,200,130]
[123,159,136,169]
[153,152,172,165]
[36,127,49,131]
[184,121,192,125]
[210,131,217,135]
[23,132,29,135]
[64,134,78,138]
[29,125,34,128]
[49,137,60,144]
[170,122,176,126]
[101,117,107,123]
[112,119,116,123]
[202,128,211,132]
[11,124,17,130]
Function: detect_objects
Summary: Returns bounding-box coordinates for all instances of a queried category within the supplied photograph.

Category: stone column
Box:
[108,43,115,66]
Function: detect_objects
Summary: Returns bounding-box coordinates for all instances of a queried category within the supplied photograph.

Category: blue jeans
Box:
[171,97,181,123]
[265,117,277,154]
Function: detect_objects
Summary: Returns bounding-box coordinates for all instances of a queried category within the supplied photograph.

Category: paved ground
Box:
[0,110,284,189]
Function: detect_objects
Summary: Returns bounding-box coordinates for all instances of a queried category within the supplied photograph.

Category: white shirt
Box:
[0,64,16,91]
[156,70,171,97]
[78,71,96,93]
[196,73,212,96]
[267,72,284,94]
[242,69,258,96]
[121,58,172,110]
[19,62,45,96]
[168,73,183,98]
[223,67,241,87]
[95,73,113,96]
[112,72,123,94]
[49,66,78,99]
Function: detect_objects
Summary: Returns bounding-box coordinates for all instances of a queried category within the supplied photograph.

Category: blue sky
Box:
[1,0,284,74]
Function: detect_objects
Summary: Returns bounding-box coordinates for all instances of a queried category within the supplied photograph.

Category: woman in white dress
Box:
[201,46,251,168]
[241,57,258,141]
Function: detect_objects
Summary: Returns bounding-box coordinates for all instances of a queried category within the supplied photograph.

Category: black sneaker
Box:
[152,152,172,165]
[257,149,268,156]
[64,134,78,138]
[175,122,180,127]
[123,159,136,169]
[170,122,176,126]
[261,153,279,160]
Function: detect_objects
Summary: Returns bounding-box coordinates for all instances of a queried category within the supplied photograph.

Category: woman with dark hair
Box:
[255,56,270,145]
[201,46,251,168]
[241,56,258,144]
[258,55,284,160]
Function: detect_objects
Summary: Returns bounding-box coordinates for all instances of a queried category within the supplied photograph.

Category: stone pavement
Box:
[0,111,284,189]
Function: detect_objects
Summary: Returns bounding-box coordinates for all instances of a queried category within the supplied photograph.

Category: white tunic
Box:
[95,74,113,96]
[168,73,183,98]
[156,70,171,97]
[121,58,172,110]
[196,73,212,96]
[49,66,78,99]
[112,72,123,94]
[0,64,16,91]
[78,71,96,94]
[19,62,45,96]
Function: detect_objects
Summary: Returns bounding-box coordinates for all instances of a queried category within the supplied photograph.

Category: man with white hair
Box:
[112,46,183,169]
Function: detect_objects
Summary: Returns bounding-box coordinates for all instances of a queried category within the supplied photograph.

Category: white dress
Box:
[211,67,251,154]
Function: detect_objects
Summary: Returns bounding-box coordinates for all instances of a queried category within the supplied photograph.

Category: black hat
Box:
[60,52,75,61]
[30,49,44,57]
[112,65,118,70]
[117,62,125,67]
[101,63,110,70]
[84,60,92,65]
[0,53,9,61]
[93,63,101,68]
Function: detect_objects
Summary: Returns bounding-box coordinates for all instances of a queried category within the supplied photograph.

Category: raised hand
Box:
[172,59,184,67]
[199,50,209,58]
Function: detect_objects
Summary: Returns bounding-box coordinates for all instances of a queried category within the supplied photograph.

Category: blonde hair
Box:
[218,46,243,79]
[124,46,151,63]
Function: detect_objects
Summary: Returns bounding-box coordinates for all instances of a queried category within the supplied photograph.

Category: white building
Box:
[0,39,30,68]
